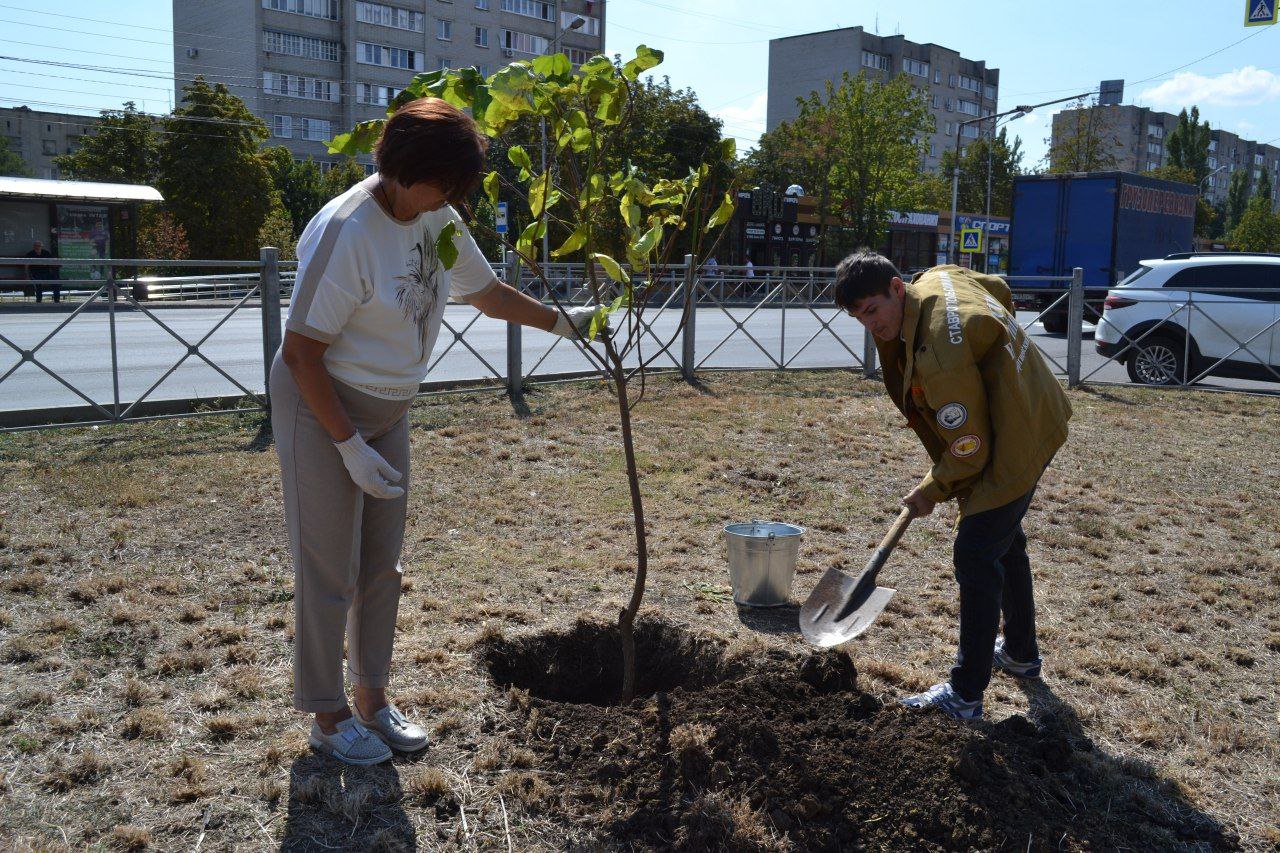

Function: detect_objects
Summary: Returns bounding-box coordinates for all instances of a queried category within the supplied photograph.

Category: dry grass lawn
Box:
[0,370,1277,850]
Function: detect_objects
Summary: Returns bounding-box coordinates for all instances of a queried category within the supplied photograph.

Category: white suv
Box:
[1094,253,1280,385]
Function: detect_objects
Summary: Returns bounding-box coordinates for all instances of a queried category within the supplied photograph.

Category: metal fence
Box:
[1,251,1274,431]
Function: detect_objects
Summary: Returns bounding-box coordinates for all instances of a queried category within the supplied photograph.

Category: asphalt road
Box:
[1,303,1272,413]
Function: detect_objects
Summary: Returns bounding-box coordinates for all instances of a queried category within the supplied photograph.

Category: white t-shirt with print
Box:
[285,175,498,398]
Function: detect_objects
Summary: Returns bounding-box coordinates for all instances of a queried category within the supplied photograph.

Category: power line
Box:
[625,0,785,36]
[608,21,770,46]
[0,1,275,47]
[0,16,171,48]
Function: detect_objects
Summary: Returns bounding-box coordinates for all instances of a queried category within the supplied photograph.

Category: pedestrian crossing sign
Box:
[960,228,983,253]
[1246,0,1277,25]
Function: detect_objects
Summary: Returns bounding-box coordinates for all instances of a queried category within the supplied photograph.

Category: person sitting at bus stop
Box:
[833,252,1072,720]
[274,97,607,765]
[23,241,61,303]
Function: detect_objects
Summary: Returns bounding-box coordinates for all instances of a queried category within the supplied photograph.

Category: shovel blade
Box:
[799,565,896,647]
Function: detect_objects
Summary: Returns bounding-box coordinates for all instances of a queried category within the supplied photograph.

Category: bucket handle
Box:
[751,518,775,542]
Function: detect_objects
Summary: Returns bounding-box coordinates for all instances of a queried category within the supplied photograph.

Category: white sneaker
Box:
[355,703,429,753]
[309,717,393,765]
[900,682,983,721]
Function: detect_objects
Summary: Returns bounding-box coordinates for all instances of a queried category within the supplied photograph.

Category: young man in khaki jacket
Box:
[835,252,1072,720]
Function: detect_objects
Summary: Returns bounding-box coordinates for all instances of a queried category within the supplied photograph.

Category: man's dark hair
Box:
[832,252,902,310]
[375,97,488,205]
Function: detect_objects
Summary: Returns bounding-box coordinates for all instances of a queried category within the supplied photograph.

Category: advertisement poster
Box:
[55,205,110,280]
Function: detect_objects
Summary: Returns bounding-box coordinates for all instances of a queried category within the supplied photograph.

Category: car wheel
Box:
[1041,313,1067,334]
[1126,335,1186,385]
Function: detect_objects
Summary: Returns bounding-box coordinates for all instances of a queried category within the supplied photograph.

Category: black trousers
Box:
[33,280,61,303]
[948,486,1040,701]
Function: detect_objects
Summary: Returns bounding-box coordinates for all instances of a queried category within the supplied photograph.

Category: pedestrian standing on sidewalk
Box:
[834,252,1071,720]
[273,97,605,765]
[23,241,61,303]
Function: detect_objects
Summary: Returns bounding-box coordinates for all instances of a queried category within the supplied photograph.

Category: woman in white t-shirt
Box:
[271,98,599,765]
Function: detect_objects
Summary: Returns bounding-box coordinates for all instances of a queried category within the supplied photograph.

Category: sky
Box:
[1,0,1278,170]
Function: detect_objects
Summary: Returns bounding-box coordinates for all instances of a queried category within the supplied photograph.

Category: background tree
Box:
[157,78,273,260]
[261,146,325,236]
[321,156,366,199]
[258,195,298,260]
[1254,166,1273,209]
[748,71,932,261]
[1224,169,1250,234]
[1146,164,1216,237]
[1165,106,1211,185]
[937,127,1024,217]
[0,135,30,176]
[54,102,159,184]
[1229,197,1280,251]
[1047,101,1119,172]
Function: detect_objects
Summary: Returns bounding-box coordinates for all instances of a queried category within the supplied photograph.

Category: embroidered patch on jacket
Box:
[936,402,968,430]
[950,434,981,458]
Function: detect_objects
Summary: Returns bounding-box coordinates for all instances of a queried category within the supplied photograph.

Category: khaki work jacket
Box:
[875,265,1072,516]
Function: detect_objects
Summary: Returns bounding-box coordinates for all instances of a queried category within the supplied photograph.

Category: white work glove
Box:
[551,305,610,340]
[334,432,404,500]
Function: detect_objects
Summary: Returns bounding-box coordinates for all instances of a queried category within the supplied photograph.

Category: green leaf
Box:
[326,120,384,155]
[483,171,500,209]
[587,307,609,341]
[516,220,545,260]
[705,191,735,231]
[528,178,561,218]
[629,220,662,259]
[621,45,664,81]
[531,52,572,81]
[550,224,588,257]
[718,137,737,162]
[620,194,641,228]
[591,252,626,283]
[435,220,459,270]
[508,146,532,172]
[579,55,614,75]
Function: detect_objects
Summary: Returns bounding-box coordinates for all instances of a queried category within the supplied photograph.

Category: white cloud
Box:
[713,92,767,148]
[1139,66,1280,109]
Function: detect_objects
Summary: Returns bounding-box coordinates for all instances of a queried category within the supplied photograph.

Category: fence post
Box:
[682,253,697,382]
[862,324,878,380]
[260,247,282,407]
[505,250,523,402]
[1066,266,1084,388]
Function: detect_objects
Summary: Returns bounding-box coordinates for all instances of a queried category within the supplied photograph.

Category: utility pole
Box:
[540,7,586,260]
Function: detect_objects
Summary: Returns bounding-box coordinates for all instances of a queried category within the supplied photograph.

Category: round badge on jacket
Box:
[950,434,981,458]
[936,402,968,430]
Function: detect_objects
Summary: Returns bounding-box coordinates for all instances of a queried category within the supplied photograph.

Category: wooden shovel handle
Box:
[862,505,915,578]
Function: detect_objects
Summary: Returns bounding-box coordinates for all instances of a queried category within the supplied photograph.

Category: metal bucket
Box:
[723,520,805,608]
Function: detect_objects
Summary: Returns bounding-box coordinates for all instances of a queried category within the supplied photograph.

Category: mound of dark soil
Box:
[479,620,1236,852]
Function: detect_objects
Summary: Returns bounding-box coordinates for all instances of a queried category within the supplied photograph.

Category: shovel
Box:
[800,505,915,647]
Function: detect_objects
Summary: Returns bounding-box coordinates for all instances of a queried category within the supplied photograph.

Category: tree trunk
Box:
[612,355,648,703]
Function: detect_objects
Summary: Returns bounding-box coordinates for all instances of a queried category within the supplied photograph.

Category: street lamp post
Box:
[540,13,586,260]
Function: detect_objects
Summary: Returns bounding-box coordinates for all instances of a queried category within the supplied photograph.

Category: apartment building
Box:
[1050,104,1280,212]
[766,26,999,174]
[0,107,100,180]
[172,0,606,169]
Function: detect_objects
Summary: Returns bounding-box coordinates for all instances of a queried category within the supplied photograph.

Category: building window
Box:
[1255,169,1262,180]
[262,0,339,20]
[948,73,957,88]
[860,50,889,71]
[1254,153,1264,165]
[957,99,979,116]
[931,93,940,109]
[984,84,996,101]
[264,30,340,61]
[478,63,490,77]
[356,41,424,70]
[300,117,332,141]
[436,19,452,39]
[944,121,953,136]
[41,139,57,155]
[567,47,591,65]
[272,114,293,137]
[476,0,489,8]
[500,28,548,55]
[957,74,982,93]
[1148,124,1164,138]
[1147,142,1162,156]
[1207,175,1216,188]
[263,71,340,101]
[928,141,936,157]
[944,98,954,112]
[961,123,979,138]
[437,57,451,71]
[1208,156,1217,168]
[355,2,424,31]
[933,68,941,84]
[903,57,929,78]
[357,82,403,105]
[500,0,552,21]
[1209,140,1217,152]
[474,26,489,46]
